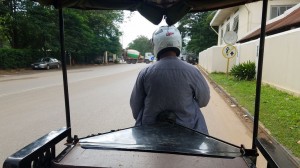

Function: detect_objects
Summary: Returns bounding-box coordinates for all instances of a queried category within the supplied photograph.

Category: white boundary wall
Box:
[199,28,300,96]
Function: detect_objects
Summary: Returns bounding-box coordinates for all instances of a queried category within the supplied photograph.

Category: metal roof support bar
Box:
[252,0,268,150]
[250,0,299,167]
[59,8,72,142]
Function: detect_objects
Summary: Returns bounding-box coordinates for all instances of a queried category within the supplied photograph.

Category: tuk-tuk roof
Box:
[36,0,261,25]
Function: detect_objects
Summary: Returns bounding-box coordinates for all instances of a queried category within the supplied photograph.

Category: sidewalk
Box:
[197,66,267,167]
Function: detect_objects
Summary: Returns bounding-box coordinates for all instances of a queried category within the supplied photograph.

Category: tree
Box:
[0,0,59,50]
[0,0,26,48]
[63,9,123,63]
[25,3,59,51]
[178,11,217,54]
[0,0,123,60]
[0,1,10,48]
[127,35,152,56]
[0,1,124,64]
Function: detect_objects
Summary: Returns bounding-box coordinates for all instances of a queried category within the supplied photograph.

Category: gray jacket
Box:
[130,56,210,134]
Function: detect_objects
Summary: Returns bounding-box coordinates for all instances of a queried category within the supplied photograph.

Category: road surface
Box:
[0,63,266,167]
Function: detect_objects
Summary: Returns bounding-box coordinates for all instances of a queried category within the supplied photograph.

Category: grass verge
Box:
[209,72,300,158]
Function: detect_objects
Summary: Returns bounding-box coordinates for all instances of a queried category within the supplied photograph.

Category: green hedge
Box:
[0,49,59,69]
[230,61,256,80]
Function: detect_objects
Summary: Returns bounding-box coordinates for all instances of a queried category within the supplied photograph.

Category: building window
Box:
[226,23,230,32]
[232,16,239,33]
[270,5,294,19]
[220,28,223,44]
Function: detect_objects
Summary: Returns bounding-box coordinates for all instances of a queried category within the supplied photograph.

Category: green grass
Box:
[209,72,300,158]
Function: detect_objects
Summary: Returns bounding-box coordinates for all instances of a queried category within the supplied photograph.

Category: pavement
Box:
[0,64,114,76]
[197,65,300,167]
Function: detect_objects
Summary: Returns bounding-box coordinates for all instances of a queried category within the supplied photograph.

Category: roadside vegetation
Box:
[178,11,217,54]
[209,72,300,158]
[0,1,123,69]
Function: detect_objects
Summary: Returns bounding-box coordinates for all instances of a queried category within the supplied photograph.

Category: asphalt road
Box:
[0,63,266,167]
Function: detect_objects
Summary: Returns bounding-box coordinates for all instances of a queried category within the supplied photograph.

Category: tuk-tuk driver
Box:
[130,26,210,134]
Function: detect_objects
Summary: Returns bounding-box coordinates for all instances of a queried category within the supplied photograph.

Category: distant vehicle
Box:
[180,54,186,61]
[108,56,113,62]
[123,49,142,64]
[144,52,154,64]
[137,55,144,63]
[94,56,103,64]
[186,54,198,65]
[31,57,61,70]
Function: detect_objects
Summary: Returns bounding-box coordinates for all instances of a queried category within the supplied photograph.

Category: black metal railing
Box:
[3,127,70,168]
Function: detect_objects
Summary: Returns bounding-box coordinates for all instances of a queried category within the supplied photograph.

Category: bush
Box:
[1,49,31,69]
[230,61,256,80]
[0,49,59,69]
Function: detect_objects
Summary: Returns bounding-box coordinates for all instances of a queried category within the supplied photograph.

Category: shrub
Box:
[0,49,58,69]
[230,61,256,80]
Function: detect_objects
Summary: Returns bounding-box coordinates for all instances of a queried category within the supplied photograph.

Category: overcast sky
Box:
[119,11,167,49]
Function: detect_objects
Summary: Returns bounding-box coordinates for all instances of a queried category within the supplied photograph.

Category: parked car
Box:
[31,57,61,70]
[94,56,104,64]
[186,54,198,65]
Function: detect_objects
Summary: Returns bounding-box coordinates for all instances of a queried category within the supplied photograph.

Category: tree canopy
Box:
[0,0,123,64]
[178,11,218,55]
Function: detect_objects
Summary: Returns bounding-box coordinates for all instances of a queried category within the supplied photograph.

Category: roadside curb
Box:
[0,63,118,76]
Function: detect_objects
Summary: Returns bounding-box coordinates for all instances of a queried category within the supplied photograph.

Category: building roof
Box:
[210,7,239,26]
[238,4,300,43]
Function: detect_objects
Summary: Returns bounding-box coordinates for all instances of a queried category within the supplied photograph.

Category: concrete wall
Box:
[262,28,300,95]
[199,28,300,96]
[199,45,236,73]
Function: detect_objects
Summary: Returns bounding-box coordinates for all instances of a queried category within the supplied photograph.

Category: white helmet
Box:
[152,26,182,59]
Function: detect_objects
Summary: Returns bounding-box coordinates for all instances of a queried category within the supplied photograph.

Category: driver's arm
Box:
[193,70,210,108]
[130,70,146,120]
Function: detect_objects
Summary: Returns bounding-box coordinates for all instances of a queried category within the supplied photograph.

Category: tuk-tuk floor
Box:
[52,144,250,168]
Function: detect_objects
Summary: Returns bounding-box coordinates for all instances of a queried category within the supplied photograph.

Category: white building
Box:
[211,0,299,45]
[198,0,300,95]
